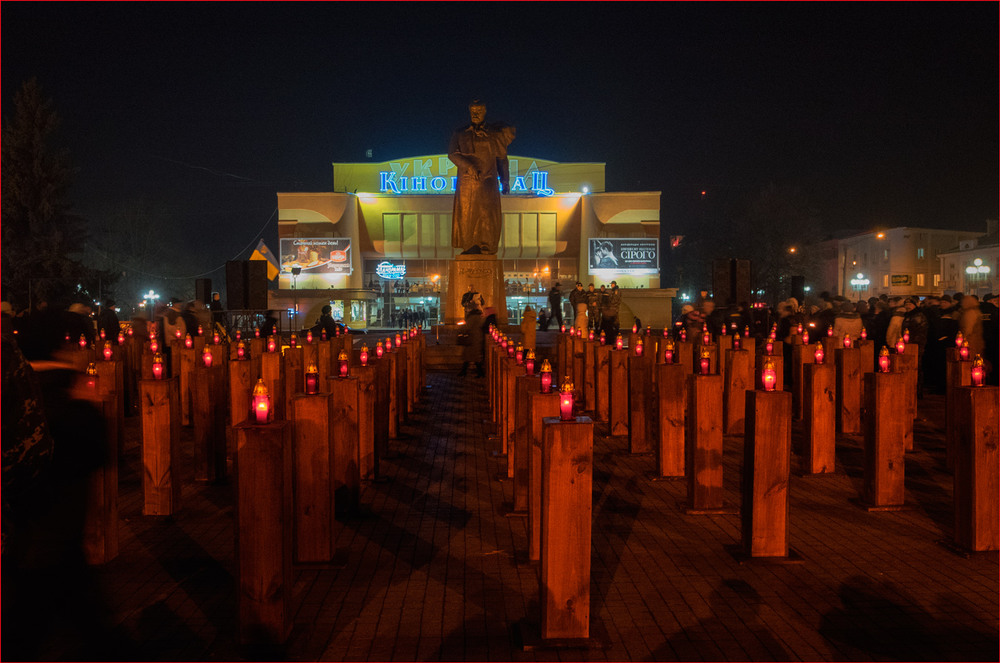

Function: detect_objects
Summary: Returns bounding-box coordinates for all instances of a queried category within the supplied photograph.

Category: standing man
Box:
[600,280,622,339]
[569,281,588,334]
[586,284,601,331]
[448,100,516,255]
[548,283,563,329]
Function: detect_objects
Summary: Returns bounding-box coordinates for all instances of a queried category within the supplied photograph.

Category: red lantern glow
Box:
[360,345,369,366]
[814,344,824,364]
[197,325,204,336]
[175,328,182,340]
[589,329,595,341]
[202,347,213,367]
[515,344,524,365]
[765,341,773,356]
[395,333,402,348]
[903,329,910,344]
[955,331,965,348]
[860,327,867,340]
[664,339,675,363]
[744,326,750,338]
[306,330,313,344]
[702,331,711,346]
[99,329,106,341]
[213,332,221,345]
[632,323,638,334]
[699,348,711,375]
[540,360,553,393]
[127,327,134,337]
[237,341,246,360]
[79,334,88,349]
[152,352,164,379]
[85,363,98,390]
[802,330,809,344]
[600,331,606,346]
[559,377,575,421]
[895,338,905,354]
[525,349,535,375]
[305,364,319,394]
[103,341,113,361]
[254,327,261,338]
[797,323,803,335]
[615,334,623,351]
[959,341,970,361]
[843,334,852,349]
[646,326,652,336]
[267,336,276,353]
[376,341,384,359]
[184,334,193,349]
[879,347,891,373]
[338,350,349,377]
[118,332,125,345]
[560,324,566,333]
[827,327,834,338]
[635,339,644,357]
[733,335,741,351]
[252,379,271,423]
[720,325,727,336]
[971,355,985,387]
[762,359,777,391]
[680,329,687,342]
[150,338,159,353]
[321,329,327,341]
[290,334,297,348]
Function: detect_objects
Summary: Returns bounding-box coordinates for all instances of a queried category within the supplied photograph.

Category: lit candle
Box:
[338,350,349,377]
[699,348,711,375]
[843,334,852,349]
[184,334,193,349]
[797,323,803,335]
[955,331,964,348]
[560,324,566,333]
[971,355,985,387]
[100,328,107,341]
[267,336,277,353]
[235,330,241,341]
[103,341,113,361]
[902,329,910,344]
[744,326,750,338]
[860,327,867,340]
[395,333,402,348]
[252,379,271,423]
[599,331,606,346]
[197,325,204,336]
[376,341,384,359]
[175,328,182,340]
[213,331,221,345]
[86,363,99,390]
[762,359,777,391]
[632,323,638,334]
[959,341,970,361]
[814,343,824,364]
[118,332,125,345]
[588,329,595,341]
[360,344,369,366]
[895,338,905,355]
[702,331,711,346]
[150,338,159,353]
[802,330,809,344]
[254,327,260,338]
[290,334,297,348]
[305,364,319,394]
[540,359,553,393]
[878,347,891,372]
[615,334,623,351]
[127,327,134,337]
[732,335,741,351]
[720,325,727,336]
[202,346,213,367]
[307,330,313,344]
[525,349,536,375]
[321,329,327,341]
[236,340,246,360]
[559,376,575,421]
[635,339,644,357]
[664,339,675,363]
[152,352,164,379]
[765,340,773,356]
[680,328,687,342]
[826,327,833,338]
[515,344,524,365]
[79,334,88,349]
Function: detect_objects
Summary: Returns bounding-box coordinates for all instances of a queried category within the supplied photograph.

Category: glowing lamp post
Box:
[103,341,114,361]
[305,364,319,394]
[615,334,623,351]
[540,360,553,393]
[525,349,536,375]
[814,343,825,364]
[515,344,524,365]
[79,334,88,349]
[152,352,165,380]
[360,344,369,366]
[971,355,985,387]
[699,348,711,375]
[236,340,247,360]
[338,350,349,377]
[959,341,970,361]
[86,363,99,391]
[184,334,193,349]
[761,359,778,392]
[843,334,852,349]
[663,339,675,364]
[559,377,575,421]
[635,339,644,357]
[878,347,891,373]
[252,379,272,424]
[376,341,384,359]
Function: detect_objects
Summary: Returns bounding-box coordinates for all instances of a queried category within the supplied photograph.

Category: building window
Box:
[883,249,889,260]
[382,213,452,259]
[883,274,889,287]
[933,274,941,287]
[916,273,925,287]
[499,212,558,258]
[917,248,925,259]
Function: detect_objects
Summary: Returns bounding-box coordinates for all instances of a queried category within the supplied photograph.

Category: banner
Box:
[588,238,659,275]
[279,237,352,274]
[250,239,280,280]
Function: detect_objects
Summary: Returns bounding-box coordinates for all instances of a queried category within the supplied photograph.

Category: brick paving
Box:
[35,368,999,661]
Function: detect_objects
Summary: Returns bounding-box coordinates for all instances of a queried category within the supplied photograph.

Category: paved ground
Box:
[22,369,1000,661]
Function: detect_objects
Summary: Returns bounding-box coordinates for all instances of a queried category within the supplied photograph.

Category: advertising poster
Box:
[588,238,659,275]
[279,237,352,274]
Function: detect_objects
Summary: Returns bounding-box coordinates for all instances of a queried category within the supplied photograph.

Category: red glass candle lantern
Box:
[79,334,88,349]
[197,324,204,336]
[702,331,711,346]
[254,327,261,338]
[376,341,384,359]
[588,329,595,341]
[560,323,566,334]
[664,339,675,363]
[290,334,297,348]
[338,350,349,377]
[202,346,213,367]
[843,334,852,349]
[769,325,777,341]
[386,337,393,352]
[720,325,727,336]
[971,355,985,387]
[632,323,638,334]
[175,327,182,340]
[335,326,341,337]
[127,327,134,337]
[814,343,824,364]
[395,333,402,348]
[236,340,246,360]
[902,328,910,344]
[699,348,711,375]
[305,364,319,394]
[235,330,241,341]
[525,349,535,375]
[99,328,106,341]
[826,327,834,338]
[744,326,750,338]
[150,338,159,353]
[559,376,575,421]
[615,334,623,351]
[802,330,809,344]
[878,347,891,372]
[955,331,964,348]
[680,328,687,342]
[360,344,369,366]
[507,342,515,358]
[184,333,193,349]
[152,352,165,379]
[860,327,867,340]
[765,340,773,356]
[797,323,803,335]
[213,331,221,345]
[515,344,524,365]
[321,329,327,341]
[635,339,643,357]
[540,359,553,393]
[732,335,741,351]
[959,341,970,361]
[664,328,670,338]
[599,331,606,346]
[86,363,99,390]
[761,359,777,392]
[252,379,272,423]
[102,341,113,361]
[895,338,905,355]
[306,330,313,344]
[267,336,277,353]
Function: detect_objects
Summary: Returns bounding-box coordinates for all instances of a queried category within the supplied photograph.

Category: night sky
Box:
[3,2,997,284]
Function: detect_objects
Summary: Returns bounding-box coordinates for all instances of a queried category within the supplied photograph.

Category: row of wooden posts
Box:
[485,326,998,645]
[68,328,428,644]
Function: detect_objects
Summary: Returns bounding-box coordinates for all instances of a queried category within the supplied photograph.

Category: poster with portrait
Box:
[588,238,659,275]
[279,237,353,274]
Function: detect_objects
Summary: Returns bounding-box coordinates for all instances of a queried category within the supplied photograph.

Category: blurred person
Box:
[980,294,998,384]
[600,280,622,339]
[832,300,864,341]
[958,295,984,358]
[547,283,563,328]
[457,307,485,377]
[96,299,119,340]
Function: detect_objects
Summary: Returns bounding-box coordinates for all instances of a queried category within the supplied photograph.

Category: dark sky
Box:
[3,2,997,277]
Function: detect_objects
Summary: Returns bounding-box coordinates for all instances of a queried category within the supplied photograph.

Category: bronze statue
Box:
[449,100,515,255]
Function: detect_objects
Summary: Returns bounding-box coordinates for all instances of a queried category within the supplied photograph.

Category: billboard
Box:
[279,238,352,274]
[588,238,659,275]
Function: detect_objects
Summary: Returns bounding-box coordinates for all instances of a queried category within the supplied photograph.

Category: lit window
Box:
[917,248,925,259]
[916,273,925,287]
[933,274,941,286]
[883,274,889,287]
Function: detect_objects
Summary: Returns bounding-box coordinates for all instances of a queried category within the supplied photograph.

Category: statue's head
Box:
[468,99,486,125]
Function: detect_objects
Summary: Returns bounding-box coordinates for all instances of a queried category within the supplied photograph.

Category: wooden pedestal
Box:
[891,352,918,451]
[583,340,596,412]
[95,360,124,456]
[373,357,391,474]
[528,391,560,562]
[685,374,729,513]
[192,364,227,482]
[862,372,906,509]
[235,420,292,644]
[954,386,999,551]
[178,347,195,426]
[836,347,862,435]
[656,363,687,478]
[290,393,337,563]
[858,340,875,375]
[628,354,654,454]
[505,361,526,477]
[572,337,585,410]
[355,365,377,481]
[140,378,181,515]
[946,359,972,471]
[396,344,409,423]
[513,374,539,514]
[791,344,815,420]
[82,393,118,564]
[723,349,752,435]
[260,351,285,421]
[676,340,694,376]
[609,348,629,437]
[540,416,593,642]
[282,346,304,419]
[593,344,610,423]
[228,359,255,427]
[803,363,836,475]
[387,350,401,438]
[328,376,361,515]
[742,390,792,557]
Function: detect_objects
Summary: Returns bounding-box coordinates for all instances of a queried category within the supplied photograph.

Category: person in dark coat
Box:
[96,300,120,341]
[458,307,485,377]
[547,284,563,328]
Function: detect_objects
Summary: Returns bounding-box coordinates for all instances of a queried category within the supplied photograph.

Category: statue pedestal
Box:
[445,254,507,325]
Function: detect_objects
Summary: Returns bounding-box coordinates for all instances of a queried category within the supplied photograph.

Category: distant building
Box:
[936,223,998,298]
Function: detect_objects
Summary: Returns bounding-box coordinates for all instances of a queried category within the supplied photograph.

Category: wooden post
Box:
[528,391,560,562]
[609,348,629,437]
[512,374,539,514]
[628,352,654,454]
[655,362,686,479]
[540,416,593,643]
[556,333,570,380]
[836,347,863,435]
[791,343,814,420]
[742,389,792,557]
[95,359,124,456]
[743,337,757,375]
[81,388,118,564]
[328,375,361,515]
[317,340,333,380]
[861,372,906,509]
[229,359,255,426]
[373,356,391,474]
[572,336,585,410]
[406,339,418,413]
[140,378,181,515]
[282,346,304,419]
[387,349,401,438]
[289,392,337,564]
[235,419,292,644]
[685,374,730,513]
[583,339,596,412]
[505,360,526,477]
[593,344,610,423]
[177,347,195,426]
[954,386,999,551]
[396,343,409,423]
[498,356,512,457]
[858,339,875,375]
[260,351,285,421]
[355,364,377,481]
[717,335,733,383]
[802,362,836,475]
[892,350,918,451]
[946,358,972,470]
[192,364,226,482]
[676,340,695,376]
[723,349,752,435]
